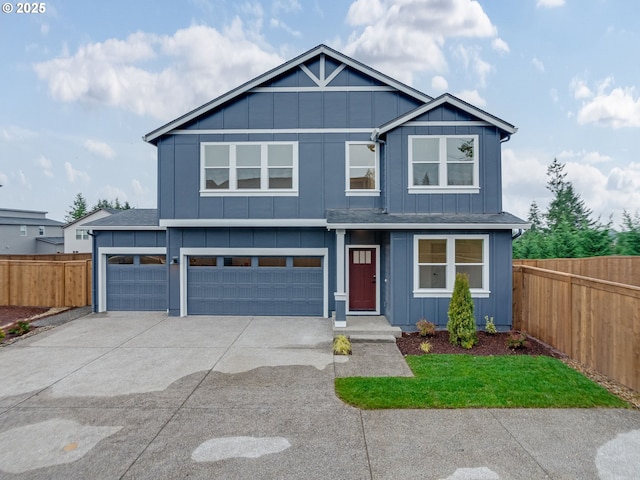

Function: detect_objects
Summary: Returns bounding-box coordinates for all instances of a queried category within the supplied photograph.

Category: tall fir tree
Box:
[615,211,640,255]
[65,193,88,222]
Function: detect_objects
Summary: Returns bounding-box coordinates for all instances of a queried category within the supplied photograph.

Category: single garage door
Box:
[187,255,323,316]
[106,254,167,311]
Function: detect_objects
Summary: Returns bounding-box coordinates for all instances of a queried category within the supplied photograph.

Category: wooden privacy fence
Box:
[513,264,640,392]
[0,259,92,307]
[514,256,639,287]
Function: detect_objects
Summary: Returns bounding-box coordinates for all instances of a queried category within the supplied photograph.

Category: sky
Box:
[1,0,639,226]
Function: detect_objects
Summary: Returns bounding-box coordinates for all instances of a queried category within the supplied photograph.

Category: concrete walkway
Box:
[0,311,639,479]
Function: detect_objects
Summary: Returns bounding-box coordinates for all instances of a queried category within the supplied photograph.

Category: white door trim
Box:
[345,244,380,315]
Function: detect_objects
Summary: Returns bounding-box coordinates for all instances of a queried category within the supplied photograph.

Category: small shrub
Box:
[484,315,497,335]
[416,319,436,337]
[506,331,528,349]
[333,335,352,355]
[419,341,432,354]
[447,273,477,349]
[8,321,31,336]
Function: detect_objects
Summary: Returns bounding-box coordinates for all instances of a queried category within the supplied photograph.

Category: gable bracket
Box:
[299,54,347,88]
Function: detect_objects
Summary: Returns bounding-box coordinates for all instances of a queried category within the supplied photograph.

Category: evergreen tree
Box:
[545,158,592,231]
[65,193,88,222]
[615,211,640,255]
[92,197,132,211]
[446,273,477,349]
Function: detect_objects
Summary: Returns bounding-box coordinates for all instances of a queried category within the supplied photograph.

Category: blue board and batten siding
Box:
[386,230,514,331]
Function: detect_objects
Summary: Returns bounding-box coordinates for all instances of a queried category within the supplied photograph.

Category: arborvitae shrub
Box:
[447,273,477,349]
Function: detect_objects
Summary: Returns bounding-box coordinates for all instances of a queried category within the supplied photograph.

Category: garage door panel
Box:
[187,255,323,316]
[107,261,166,311]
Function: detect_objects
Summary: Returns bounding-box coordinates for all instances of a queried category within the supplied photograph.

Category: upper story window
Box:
[408,135,479,194]
[346,142,379,196]
[38,226,45,236]
[20,225,27,236]
[76,228,89,240]
[413,234,489,298]
[201,142,298,196]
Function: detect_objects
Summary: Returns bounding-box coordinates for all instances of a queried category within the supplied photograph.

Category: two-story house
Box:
[63,208,116,253]
[0,208,64,254]
[88,45,527,330]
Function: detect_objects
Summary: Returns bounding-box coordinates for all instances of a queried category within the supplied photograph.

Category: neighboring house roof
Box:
[142,44,434,144]
[63,208,118,229]
[35,237,64,245]
[373,93,517,140]
[84,209,163,230]
[325,209,529,230]
[0,216,64,227]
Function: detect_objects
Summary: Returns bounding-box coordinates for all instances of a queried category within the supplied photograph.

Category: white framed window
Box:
[38,226,45,236]
[20,225,27,236]
[413,234,489,297]
[345,142,379,196]
[408,135,479,194]
[76,228,89,240]
[200,142,298,196]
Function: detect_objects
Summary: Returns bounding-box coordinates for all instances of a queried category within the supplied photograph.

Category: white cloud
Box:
[502,148,640,225]
[18,170,28,186]
[131,179,145,196]
[536,0,565,8]
[40,23,49,36]
[1,125,37,141]
[431,75,448,92]
[34,23,283,120]
[36,155,54,177]
[491,37,510,54]
[454,89,486,107]
[574,78,640,128]
[557,149,612,164]
[342,0,497,85]
[0,172,8,186]
[100,185,128,203]
[84,139,115,159]
[272,0,301,14]
[269,18,301,37]
[532,57,545,72]
[64,162,90,184]
[570,78,593,99]
[453,44,492,87]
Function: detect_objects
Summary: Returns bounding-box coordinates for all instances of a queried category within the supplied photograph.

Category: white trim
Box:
[143,44,433,143]
[172,128,374,135]
[403,121,493,127]
[160,218,328,228]
[89,226,165,231]
[345,141,380,197]
[346,245,380,315]
[408,134,479,191]
[376,94,517,137]
[412,235,490,299]
[249,86,397,93]
[97,247,167,313]
[179,247,329,318]
[326,222,527,230]
[335,230,346,294]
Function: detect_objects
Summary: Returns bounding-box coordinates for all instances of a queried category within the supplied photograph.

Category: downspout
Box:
[500,134,512,144]
[512,229,524,240]
[370,128,388,213]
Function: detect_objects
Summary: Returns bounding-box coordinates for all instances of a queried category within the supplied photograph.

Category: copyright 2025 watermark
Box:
[2,2,47,14]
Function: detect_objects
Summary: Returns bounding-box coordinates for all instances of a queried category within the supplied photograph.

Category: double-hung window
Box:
[201,142,298,195]
[346,142,379,196]
[409,135,479,193]
[20,225,27,236]
[414,235,489,297]
[76,228,89,240]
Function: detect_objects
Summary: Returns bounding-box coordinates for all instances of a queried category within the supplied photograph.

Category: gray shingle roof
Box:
[325,209,528,229]
[84,209,159,228]
[35,237,64,245]
[0,217,63,226]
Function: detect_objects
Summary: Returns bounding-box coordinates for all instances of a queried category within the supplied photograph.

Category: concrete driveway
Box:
[0,312,639,479]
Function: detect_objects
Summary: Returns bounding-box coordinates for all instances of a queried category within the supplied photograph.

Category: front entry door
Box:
[348,248,376,311]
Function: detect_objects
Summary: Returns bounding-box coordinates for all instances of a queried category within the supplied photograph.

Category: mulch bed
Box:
[0,306,61,345]
[396,330,562,357]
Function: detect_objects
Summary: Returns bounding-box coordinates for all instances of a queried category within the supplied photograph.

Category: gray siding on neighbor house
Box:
[167,227,336,316]
[386,230,513,331]
[383,106,504,215]
[157,67,423,220]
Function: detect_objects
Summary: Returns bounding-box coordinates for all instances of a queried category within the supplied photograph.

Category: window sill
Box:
[408,187,480,195]
[412,289,490,298]
[200,190,299,197]
[345,189,380,197]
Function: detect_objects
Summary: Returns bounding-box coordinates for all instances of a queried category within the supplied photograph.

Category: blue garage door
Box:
[187,256,323,316]
[106,255,167,311]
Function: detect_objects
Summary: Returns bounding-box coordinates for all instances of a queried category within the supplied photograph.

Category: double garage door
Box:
[105,252,325,316]
[187,255,324,316]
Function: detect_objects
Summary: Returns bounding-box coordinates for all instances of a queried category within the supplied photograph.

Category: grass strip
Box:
[335,355,628,409]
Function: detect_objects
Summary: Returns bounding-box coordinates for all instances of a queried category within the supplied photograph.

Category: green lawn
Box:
[335,355,628,409]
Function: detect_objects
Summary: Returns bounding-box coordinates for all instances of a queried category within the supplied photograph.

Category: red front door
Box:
[348,248,376,311]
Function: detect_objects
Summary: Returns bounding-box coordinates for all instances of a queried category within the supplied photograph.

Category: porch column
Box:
[334,229,347,327]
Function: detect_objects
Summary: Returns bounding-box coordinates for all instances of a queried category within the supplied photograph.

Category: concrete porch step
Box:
[333,315,403,342]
